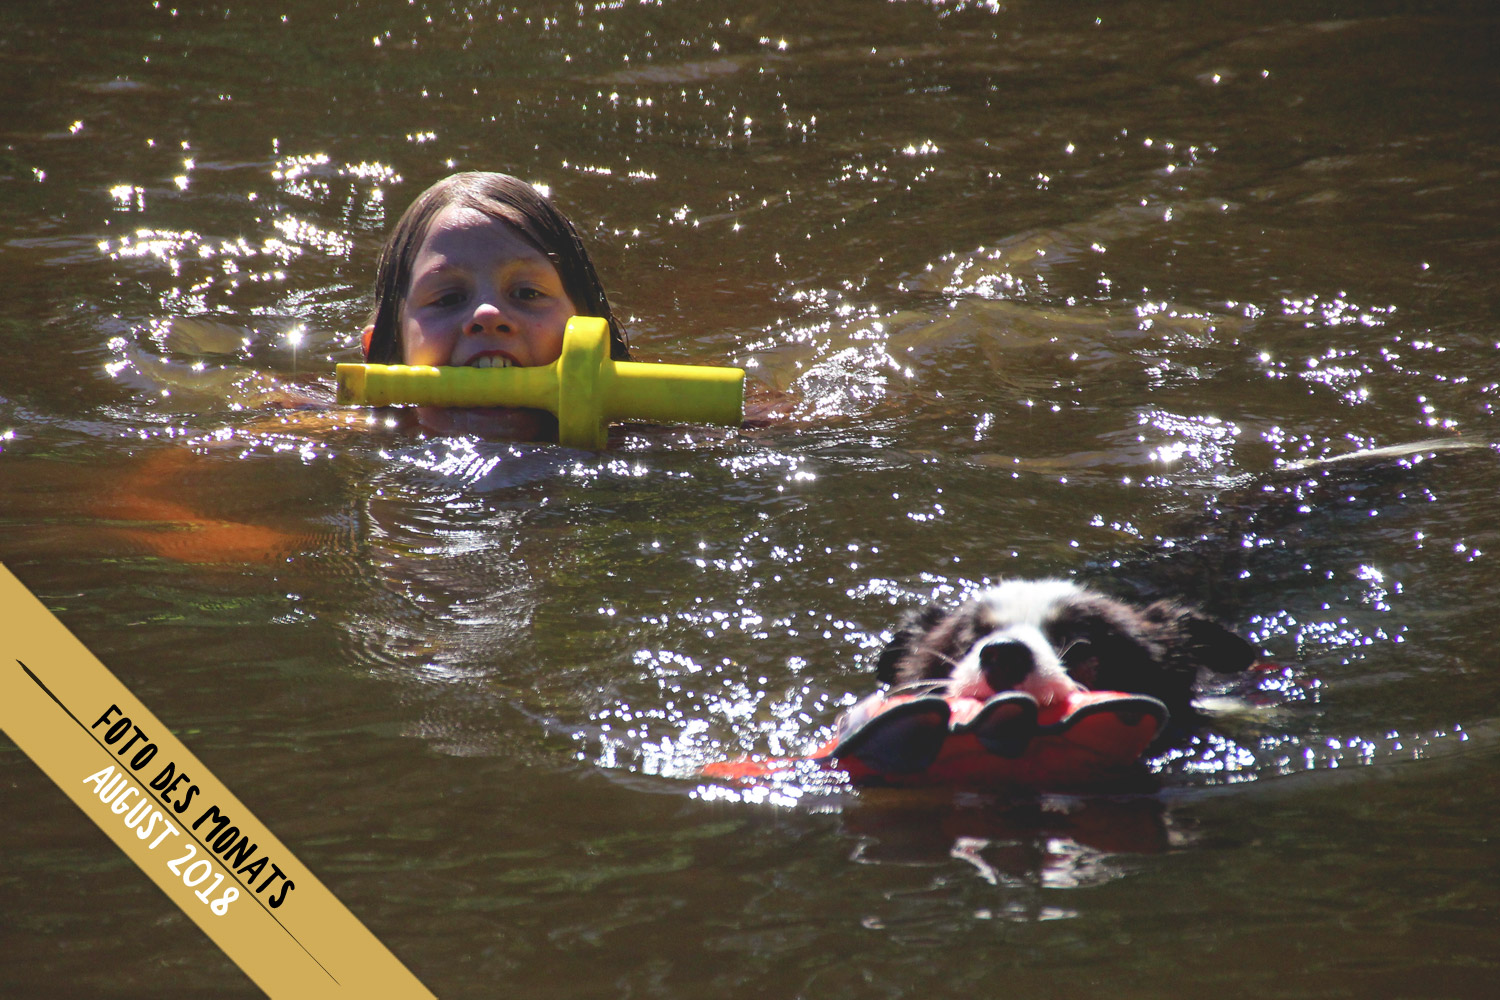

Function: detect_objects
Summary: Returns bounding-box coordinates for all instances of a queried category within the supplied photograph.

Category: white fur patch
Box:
[949,580,1086,706]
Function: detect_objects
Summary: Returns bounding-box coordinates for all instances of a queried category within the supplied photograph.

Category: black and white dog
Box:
[874,579,1260,735]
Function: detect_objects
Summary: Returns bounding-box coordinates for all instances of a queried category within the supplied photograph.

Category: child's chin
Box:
[414,406,558,442]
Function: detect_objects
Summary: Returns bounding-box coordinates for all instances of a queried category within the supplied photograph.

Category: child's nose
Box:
[466,302,510,336]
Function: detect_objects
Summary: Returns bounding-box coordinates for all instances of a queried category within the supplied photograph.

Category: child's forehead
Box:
[412,204,548,268]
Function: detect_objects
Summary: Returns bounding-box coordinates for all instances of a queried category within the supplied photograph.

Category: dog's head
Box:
[875,580,1259,721]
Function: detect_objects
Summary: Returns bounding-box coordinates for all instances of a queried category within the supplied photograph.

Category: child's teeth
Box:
[472,356,511,368]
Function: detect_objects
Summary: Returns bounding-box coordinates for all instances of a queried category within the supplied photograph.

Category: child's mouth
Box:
[467,354,515,369]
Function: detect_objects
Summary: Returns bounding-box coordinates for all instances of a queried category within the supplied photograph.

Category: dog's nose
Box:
[979,639,1034,691]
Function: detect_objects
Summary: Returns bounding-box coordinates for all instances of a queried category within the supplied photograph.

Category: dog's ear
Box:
[1179,611,1260,674]
[874,604,949,685]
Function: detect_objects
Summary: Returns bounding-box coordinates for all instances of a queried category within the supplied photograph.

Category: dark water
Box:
[3,1,1498,996]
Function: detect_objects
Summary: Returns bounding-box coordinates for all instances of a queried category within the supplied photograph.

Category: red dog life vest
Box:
[699,687,1169,790]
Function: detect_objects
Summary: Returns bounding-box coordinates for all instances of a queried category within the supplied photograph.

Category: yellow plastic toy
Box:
[335,316,745,449]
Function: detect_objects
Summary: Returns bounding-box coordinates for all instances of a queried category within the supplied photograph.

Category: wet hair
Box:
[364,171,628,364]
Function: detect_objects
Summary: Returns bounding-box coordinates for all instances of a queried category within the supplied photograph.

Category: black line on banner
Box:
[14,658,340,986]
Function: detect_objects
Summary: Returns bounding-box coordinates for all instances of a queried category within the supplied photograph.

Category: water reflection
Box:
[847,793,1171,883]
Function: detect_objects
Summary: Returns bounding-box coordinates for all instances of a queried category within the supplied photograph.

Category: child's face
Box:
[398,204,578,368]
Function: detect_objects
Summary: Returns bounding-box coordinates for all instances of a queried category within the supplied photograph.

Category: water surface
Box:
[3,1,1498,997]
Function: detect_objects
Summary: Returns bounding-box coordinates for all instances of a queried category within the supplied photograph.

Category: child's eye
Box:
[430,290,465,308]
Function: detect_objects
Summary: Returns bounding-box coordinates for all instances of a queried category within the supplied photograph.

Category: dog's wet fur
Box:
[875,579,1260,734]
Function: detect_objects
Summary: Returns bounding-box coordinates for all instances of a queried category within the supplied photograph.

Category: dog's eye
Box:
[1060,639,1099,686]
[1059,638,1093,663]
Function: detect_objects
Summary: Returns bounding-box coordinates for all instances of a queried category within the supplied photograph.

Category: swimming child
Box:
[101,170,781,563]
[361,171,631,439]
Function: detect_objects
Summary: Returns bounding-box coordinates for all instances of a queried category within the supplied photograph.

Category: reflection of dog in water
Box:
[875,579,1260,741]
[844,792,1177,887]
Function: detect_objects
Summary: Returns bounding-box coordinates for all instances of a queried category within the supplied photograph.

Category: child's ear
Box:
[361,324,375,359]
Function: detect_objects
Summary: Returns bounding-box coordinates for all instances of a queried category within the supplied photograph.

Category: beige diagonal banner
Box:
[0,562,436,998]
